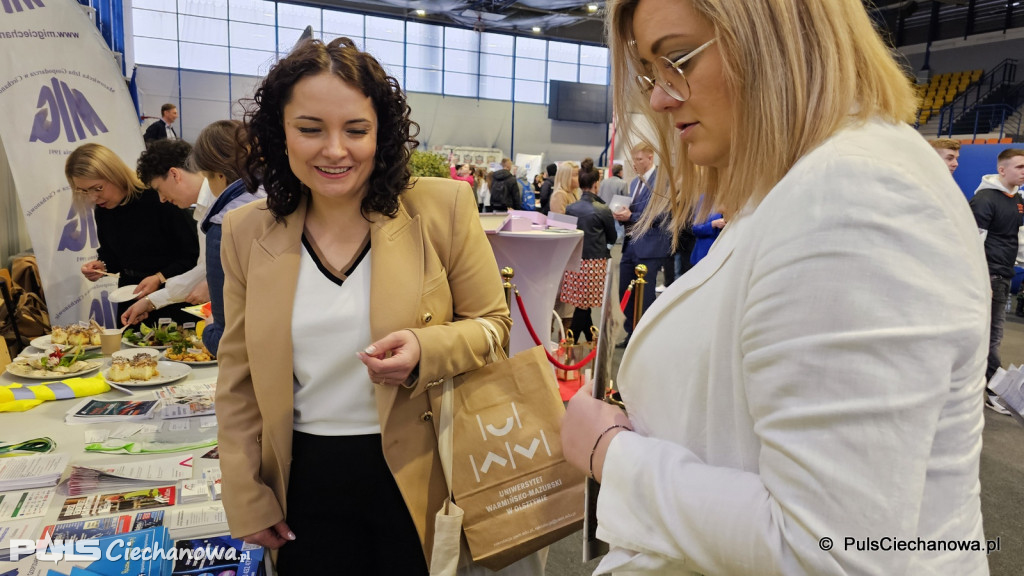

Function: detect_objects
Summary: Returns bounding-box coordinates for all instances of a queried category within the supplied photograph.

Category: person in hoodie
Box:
[488,164,519,212]
[192,120,266,356]
[969,148,1024,385]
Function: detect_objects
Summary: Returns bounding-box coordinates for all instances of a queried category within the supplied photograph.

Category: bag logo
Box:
[467,402,554,483]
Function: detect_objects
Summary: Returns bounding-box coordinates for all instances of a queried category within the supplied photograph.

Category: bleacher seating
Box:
[915,69,984,125]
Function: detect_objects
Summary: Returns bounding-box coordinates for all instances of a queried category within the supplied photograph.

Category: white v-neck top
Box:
[291,240,378,435]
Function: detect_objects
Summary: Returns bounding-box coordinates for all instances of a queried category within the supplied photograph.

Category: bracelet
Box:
[156,272,167,284]
[143,296,155,312]
[589,424,631,481]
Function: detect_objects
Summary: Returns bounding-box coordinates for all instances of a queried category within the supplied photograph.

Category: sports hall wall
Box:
[134,65,610,167]
[898,29,1024,74]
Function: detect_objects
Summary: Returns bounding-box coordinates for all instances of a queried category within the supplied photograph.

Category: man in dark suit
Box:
[614,143,674,347]
[143,103,179,144]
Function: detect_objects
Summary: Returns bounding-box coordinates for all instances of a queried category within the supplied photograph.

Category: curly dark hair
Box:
[243,37,419,220]
[136,139,192,186]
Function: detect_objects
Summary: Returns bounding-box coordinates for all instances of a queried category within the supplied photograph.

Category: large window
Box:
[132,2,610,104]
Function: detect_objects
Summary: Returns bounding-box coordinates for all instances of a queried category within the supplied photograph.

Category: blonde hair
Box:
[65,143,146,204]
[929,138,961,152]
[554,161,580,195]
[608,0,917,244]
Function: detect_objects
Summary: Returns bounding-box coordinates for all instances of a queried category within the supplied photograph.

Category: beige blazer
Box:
[215,177,511,563]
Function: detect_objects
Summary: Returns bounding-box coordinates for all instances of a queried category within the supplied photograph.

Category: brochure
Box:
[65,399,159,424]
[0,488,56,520]
[132,510,165,531]
[40,515,133,542]
[165,504,228,541]
[68,455,194,496]
[11,526,172,576]
[170,534,264,576]
[0,453,68,491]
[156,380,216,420]
[0,517,42,558]
[57,486,177,521]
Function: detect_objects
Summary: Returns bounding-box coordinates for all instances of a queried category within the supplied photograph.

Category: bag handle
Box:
[439,318,503,490]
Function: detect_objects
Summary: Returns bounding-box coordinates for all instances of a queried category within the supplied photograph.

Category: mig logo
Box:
[30,77,108,144]
[2,0,44,14]
[58,202,98,253]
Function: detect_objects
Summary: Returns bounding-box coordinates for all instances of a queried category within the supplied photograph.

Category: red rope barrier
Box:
[619,284,633,314]
[514,291,597,371]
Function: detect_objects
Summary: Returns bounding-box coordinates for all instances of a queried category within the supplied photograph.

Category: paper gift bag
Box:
[443,321,585,571]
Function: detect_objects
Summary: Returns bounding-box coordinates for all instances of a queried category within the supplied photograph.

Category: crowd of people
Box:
[58,0,1010,573]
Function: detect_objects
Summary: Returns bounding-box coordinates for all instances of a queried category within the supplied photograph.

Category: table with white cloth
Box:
[483,224,584,356]
[0,343,250,572]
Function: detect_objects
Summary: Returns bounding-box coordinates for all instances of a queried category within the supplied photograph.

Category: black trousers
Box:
[619,253,674,335]
[275,431,428,575]
[987,275,1011,381]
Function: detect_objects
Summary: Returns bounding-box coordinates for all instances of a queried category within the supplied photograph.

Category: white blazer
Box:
[596,120,990,575]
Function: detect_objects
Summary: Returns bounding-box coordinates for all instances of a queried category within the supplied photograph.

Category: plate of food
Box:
[121,323,184,350]
[31,320,104,351]
[102,356,191,387]
[161,333,216,366]
[5,347,104,380]
[161,348,216,367]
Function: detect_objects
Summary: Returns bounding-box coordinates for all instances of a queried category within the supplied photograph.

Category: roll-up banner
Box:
[0,0,144,327]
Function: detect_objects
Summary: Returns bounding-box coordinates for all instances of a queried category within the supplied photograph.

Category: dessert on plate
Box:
[108,353,160,382]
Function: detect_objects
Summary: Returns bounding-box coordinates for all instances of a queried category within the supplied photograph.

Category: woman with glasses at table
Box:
[561,1,990,574]
[67,143,199,327]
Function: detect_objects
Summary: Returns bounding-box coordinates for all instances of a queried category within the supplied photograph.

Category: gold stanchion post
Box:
[632,264,648,333]
[501,266,514,356]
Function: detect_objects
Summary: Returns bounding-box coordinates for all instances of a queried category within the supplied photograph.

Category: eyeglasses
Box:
[635,38,716,102]
[75,184,104,196]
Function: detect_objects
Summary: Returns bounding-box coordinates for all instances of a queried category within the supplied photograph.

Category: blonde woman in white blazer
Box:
[561,1,991,575]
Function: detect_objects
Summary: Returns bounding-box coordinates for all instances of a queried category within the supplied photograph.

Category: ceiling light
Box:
[415,9,426,16]
[587,3,598,12]
[532,26,542,33]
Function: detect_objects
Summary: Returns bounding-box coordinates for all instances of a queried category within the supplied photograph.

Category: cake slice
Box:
[109,357,132,382]
[129,353,159,380]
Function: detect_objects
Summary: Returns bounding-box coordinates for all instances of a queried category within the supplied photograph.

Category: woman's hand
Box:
[134,275,163,298]
[711,218,726,229]
[241,520,296,550]
[186,280,210,304]
[121,297,154,326]
[562,383,632,483]
[613,207,632,222]
[357,330,422,386]
[81,260,107,282]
